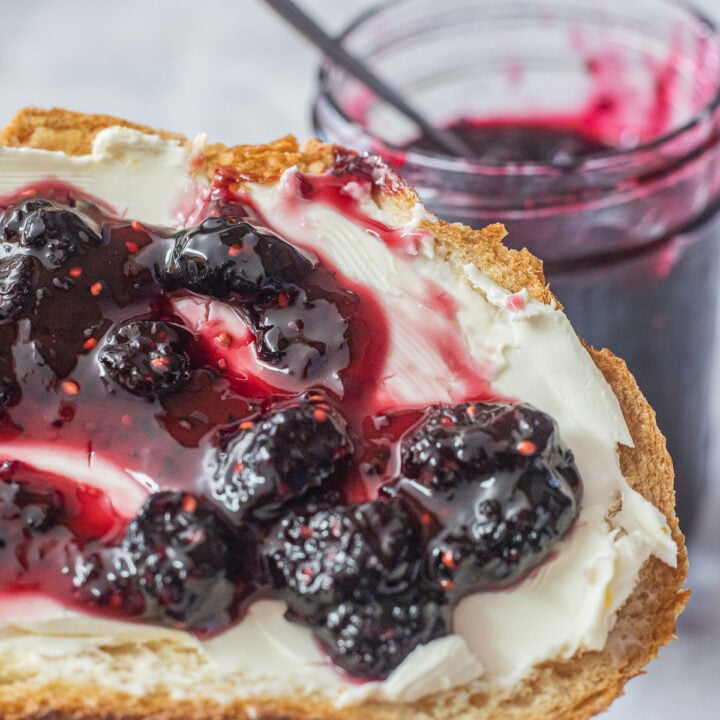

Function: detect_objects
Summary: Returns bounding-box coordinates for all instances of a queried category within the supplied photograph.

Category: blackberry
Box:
[0,198,101,269]
[98,318,192,400]
[254,293,350,381]
[263,497,446,679]
[76,492,255,633]
[208,392,353,522]
[0,255,38,324]
[392,401,582,593]
[160,216,350,384]
[0,360,19,410]
[263,499,421,619]
[314,595,447,680]
[161,217,313,301]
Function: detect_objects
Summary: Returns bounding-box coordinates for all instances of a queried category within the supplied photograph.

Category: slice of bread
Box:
[0,107,688,720]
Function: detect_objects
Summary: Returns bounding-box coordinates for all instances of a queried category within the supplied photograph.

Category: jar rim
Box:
[314,0,720,178]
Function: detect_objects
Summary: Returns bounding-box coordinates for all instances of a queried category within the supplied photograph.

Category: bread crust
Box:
[0,108,688,720]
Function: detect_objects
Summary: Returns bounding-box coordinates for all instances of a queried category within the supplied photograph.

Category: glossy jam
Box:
[0,167,500,624]
[0,183,391,495]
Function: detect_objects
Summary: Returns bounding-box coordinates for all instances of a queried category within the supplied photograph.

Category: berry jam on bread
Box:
[0,108,687,720]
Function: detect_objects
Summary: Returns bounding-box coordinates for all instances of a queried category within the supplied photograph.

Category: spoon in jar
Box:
[261,0,474,158]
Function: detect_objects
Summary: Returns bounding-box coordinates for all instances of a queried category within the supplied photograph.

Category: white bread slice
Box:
[0,108,688,720]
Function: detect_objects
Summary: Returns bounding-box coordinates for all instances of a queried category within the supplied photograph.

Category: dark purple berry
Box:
[390,402,582,593]
[263,499,421,620]
[162,217,313,301]
[264,497,447,679]
[98,318,192,400]
[1,198,101,269]
[77,492,255,633]
[254,292,350,381]
[209,393,353,522]
[0,255,38,324]
[400,401,555,491]
[314,596,447,680]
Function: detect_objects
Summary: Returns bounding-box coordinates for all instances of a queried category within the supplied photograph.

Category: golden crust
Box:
[0,107,184,155]
[0,108,688,720]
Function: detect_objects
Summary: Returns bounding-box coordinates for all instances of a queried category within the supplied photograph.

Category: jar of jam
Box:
[312,0,720,536]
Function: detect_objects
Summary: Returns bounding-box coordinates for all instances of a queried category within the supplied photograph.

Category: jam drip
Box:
[0,171,582,681]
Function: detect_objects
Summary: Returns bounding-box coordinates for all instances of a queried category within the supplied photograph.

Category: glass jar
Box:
[313,0,720,536]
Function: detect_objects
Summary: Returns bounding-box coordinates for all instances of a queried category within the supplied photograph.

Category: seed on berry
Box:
[98,318,193,400]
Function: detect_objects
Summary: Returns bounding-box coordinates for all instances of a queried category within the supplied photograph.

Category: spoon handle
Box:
[261,0,473,158]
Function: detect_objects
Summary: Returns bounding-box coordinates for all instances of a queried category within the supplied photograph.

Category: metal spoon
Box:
[261,0,474,158]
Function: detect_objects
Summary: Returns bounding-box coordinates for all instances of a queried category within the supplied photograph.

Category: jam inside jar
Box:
[313,0,720,537]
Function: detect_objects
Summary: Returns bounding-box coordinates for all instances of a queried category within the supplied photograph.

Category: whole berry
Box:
[1,198,101,269]
[0,255,38,324]
[99,318,192,400]
[315,595,447,680]
[76,492,255,633]
[162,217,313,301]
[208,392,353,522]
[391,401,582,593]
[263,499,421,620]
[253,292,350,382]
[401,401,554,491]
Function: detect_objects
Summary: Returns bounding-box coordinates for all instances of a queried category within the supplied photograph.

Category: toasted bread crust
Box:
[0,108,688,720]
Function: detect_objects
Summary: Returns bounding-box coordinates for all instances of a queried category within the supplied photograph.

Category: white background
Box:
[2,1,719,718]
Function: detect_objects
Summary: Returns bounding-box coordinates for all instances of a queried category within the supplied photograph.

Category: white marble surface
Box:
[2,1,719,717]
